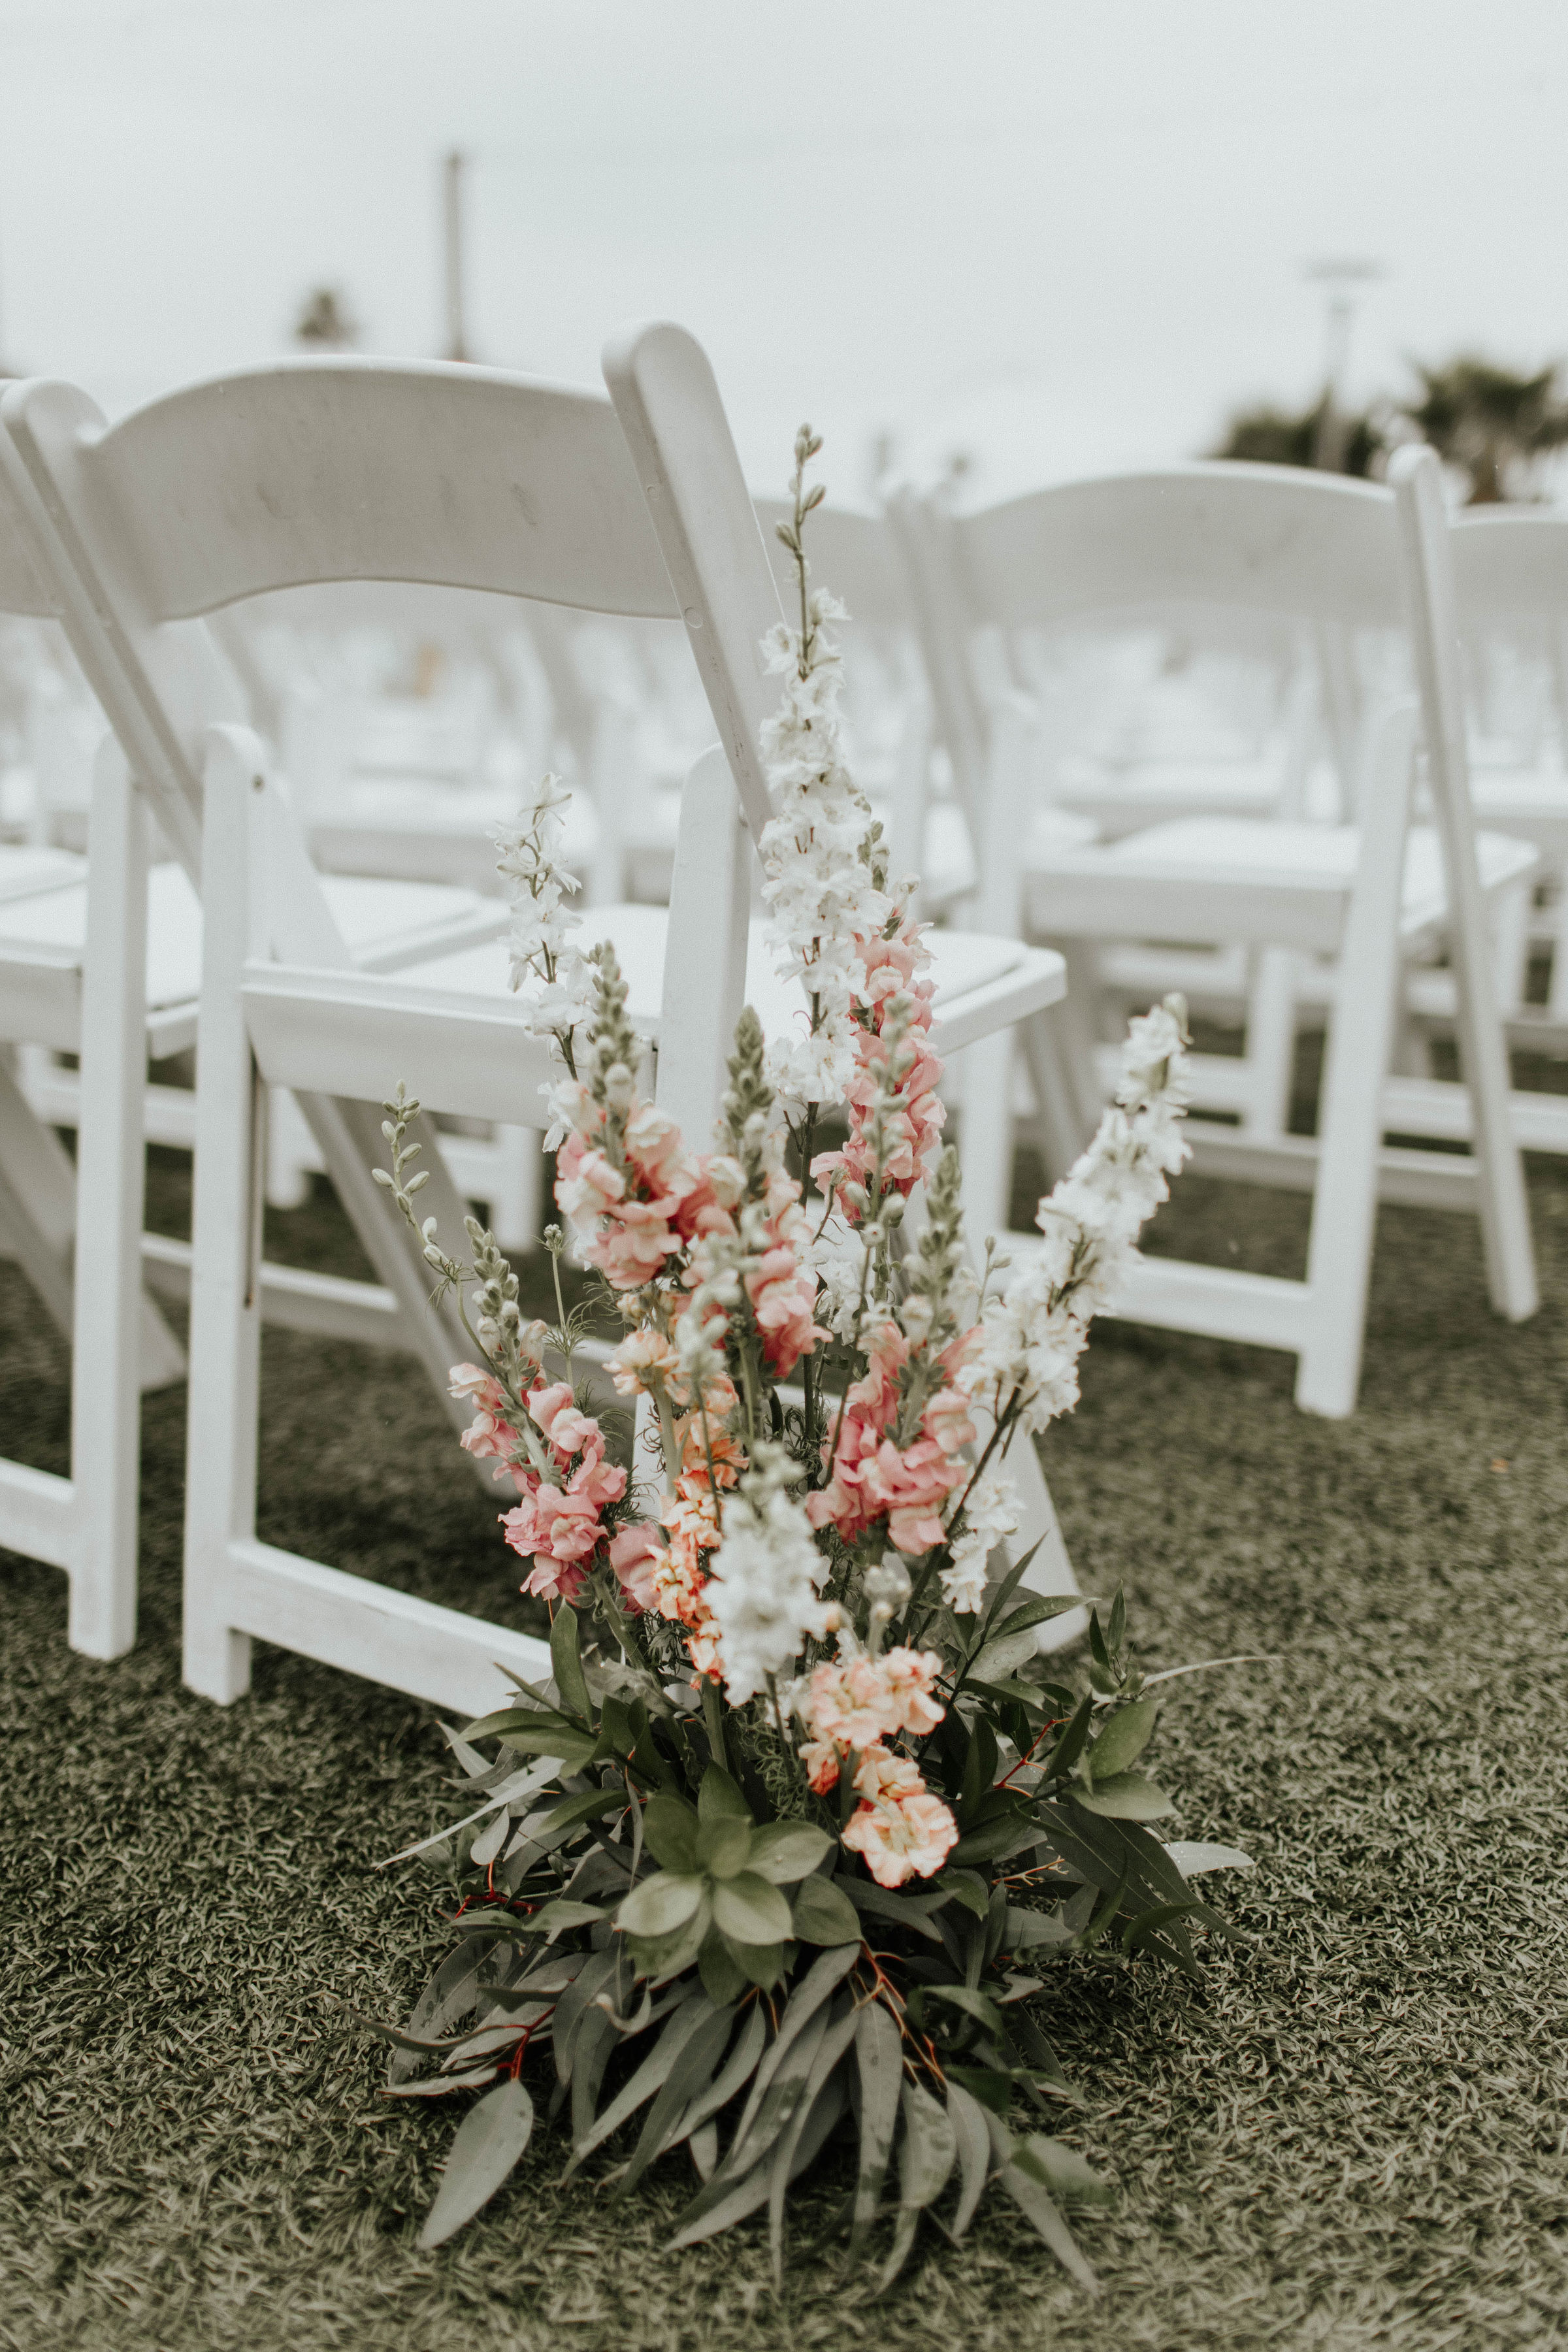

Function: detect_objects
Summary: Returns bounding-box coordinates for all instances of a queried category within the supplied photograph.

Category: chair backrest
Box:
[1449,507,1568,621]
[889,462,1422,826]
[0,353,779,877]
[754,495,914,630]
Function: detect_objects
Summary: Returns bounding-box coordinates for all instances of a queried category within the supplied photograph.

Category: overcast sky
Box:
[3,0,1567,503]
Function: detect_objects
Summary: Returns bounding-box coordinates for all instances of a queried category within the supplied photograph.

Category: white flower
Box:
[962,997,1191,1438]
[806,1210,870,1341]
[707,1444,831,1705]
[941,1469,1021,1614]
[497,774,593,1034]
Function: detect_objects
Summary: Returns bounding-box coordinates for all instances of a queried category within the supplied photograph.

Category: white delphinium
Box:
[496,772,595,1034]
[940,1468,1021,1615]
[960,995,1192,1438]
[806,1207,870,1341]
[759,428,890,1105]
[707,1442,832,1707]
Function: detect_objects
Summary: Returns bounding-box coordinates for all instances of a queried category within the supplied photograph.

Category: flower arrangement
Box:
[360,433,1254,2291]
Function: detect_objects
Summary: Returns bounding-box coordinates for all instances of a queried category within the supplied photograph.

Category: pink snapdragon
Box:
[811,916,946,1220]
[806,1323,976,1556]
[495,1379,627,1606]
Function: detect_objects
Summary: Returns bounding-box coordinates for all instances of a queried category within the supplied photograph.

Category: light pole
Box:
[442,149,470,364]
[1303,258,1384,470]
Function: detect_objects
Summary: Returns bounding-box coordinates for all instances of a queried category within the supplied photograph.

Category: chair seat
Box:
[0,861,507,1050]
[239,910,1067,1127]
[308,781,602,895]
[1465,766,1568,854]
[1025,817,1539,956]
[0,842,85,903]
[1053,753,1286,834]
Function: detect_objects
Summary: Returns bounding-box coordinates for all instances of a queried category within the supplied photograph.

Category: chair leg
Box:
[1295,705,1414,1417]
[183,734,261,1703]
[491,1124,543,1252]
[958,1030,1017,1250]
[66,745,152,1659]
[1245,947,1298,1141]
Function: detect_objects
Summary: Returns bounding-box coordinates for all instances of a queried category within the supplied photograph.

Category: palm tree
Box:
[1211,394,1382,478]
[1400,357,1568,503]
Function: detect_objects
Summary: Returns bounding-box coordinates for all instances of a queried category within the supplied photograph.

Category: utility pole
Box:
[1303,258,1384,470]
[442,148,470,363]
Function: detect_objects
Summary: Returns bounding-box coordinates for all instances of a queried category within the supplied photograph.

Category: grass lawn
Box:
[3,1139,1568,2351]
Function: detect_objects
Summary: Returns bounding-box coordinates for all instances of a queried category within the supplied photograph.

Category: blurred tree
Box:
[1211,394,1382,477]
[1399,357,1568,503]
[294,287,359,350]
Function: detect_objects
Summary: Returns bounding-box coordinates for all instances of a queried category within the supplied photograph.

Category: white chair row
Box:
[0,325,1076,1711]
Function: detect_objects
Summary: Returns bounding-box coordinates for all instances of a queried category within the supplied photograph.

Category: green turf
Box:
[4,1141,1568,2352]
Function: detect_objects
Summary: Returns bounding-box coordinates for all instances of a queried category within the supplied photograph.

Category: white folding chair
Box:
[890,449,1539,1415]
[30,338,1073,1712]
[0,377,523,1656]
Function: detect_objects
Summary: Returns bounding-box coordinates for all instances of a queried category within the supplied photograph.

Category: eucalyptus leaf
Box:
[469,1808,510,1869]
[1013,2131,1115,2207]
[1073,1772,1175,1821]
[987,2112,1099,2294]
[385,2063,501,2099]
[566,1989,712,2171]
[550,1607,593,1724]
[1163,1840,1255,1878]
[616,2001,737,2199]
[1003,1903,1073,1952]
[1086,1697,1158,1781]
[418,2078,534,2247]
[850,1997,902,2253]
[945,2078,993,2238]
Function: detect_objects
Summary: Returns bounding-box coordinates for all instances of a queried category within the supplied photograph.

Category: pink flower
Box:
[922,1382,976,1458]
[608,1521,663,1612]
[448,1363,517,1473]
[801,1737,842,1795]
[840,1745,959,1888]
[877,1646,946,1736]
[527,1381,603,1463]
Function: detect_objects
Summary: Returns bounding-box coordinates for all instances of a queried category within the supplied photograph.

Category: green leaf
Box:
[1086,1697,1158,1781]
[932,1868,991,1918]
[949,1806,1036,1868]
[1120,1899,1203,1957]
[727,1943,860,2157]
[748,1822,832,1886]
[694,1814,753,1880]
[697,1929,751,2007]
[711,1872,793,1946]
[617,1870,705,1939]
[628,1897,713,1982]
[551,1607,592,1723]
[668,2070,846,2251]
[968,1627,1048,1686]
[943,2065,1013,2116]
[1013,2132,1114,2206]
[672,1999,767,2148]
[945,2078,993,2238]
[482,1724,598,1773]
[1107,1586,1126,1656]
[1040,1694,1094,1782]
[987,2112,1098,2293]
[418,2078,534,2248]
[1003,1903,1073,1952]
[849,1997,902,2253]
[519,1897,608,1935]
[789,1874,861,1947]
[515,1788,623,1859]
[730,1938,789,1990]
[767,2005,860,2284]
[922,1983,1007,2039]
[843,1880,946,1942]
[1163,1839,1254,1878]
[615,2001,738,2199]
[698,1765,753,1824]
[899,2077,957,2210]
[385,2063,500,2099]
[640,1793,700,1874]
[566,1990,713,2170]
[1073,1772,1174,1821]
[391,1936,490,2085]
[459,1703,575,1744]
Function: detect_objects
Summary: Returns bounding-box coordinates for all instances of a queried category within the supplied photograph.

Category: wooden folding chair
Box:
[890,448,1539,1415]
[5,341,1071,1711]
